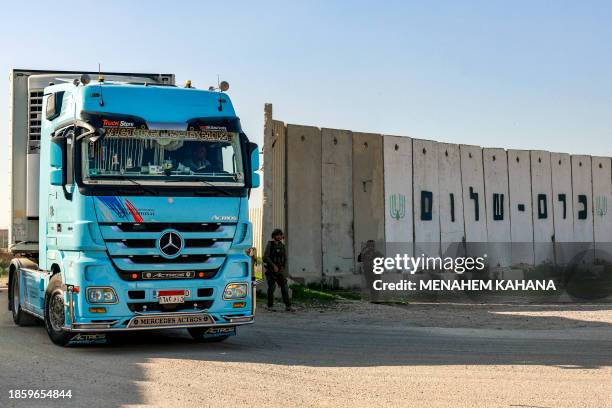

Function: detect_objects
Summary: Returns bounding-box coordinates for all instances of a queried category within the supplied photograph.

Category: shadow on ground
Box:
[2,288,612,408]
[81,302,612,370]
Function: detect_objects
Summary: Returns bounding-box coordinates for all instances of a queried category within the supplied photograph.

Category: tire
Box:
[44,274,72,346]
[187,328,230,343]
[11,271,39,326]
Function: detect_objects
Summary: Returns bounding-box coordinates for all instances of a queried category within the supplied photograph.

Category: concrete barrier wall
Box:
[508,150,535,266]
[572,155,594,244]
[352,132,385,284]
[551,153,575,265]
[459,145,488,255]
[483,148,511,267]
[383,135,413,259]
[530,151,554,264]
[286,124,322,282]
[262,105,286,247]
[572,155,595,263]
[263,107,612,287]
[592,156,612,261]
[413,139,440,258]
[322,128,355,277]
[438,143,464,256]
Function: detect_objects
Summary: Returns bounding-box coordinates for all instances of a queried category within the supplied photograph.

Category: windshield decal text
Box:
[104,128,233,143]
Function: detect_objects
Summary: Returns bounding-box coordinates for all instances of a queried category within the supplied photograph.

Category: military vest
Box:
[268,241,286,267]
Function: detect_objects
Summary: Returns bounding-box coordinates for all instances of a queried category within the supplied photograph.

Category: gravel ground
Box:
[349,301,612,330]
[1,284,611,408]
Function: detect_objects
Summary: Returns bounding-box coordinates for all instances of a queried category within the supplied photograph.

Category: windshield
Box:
[81,127,244,186]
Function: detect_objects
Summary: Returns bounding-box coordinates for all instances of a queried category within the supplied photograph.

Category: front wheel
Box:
[187,328,230,343]
[44,275,72,346]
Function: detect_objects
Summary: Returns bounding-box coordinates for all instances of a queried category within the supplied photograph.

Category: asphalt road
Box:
[1,287,611,408]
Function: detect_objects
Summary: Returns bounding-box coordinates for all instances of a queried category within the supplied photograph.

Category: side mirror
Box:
[249,142,260,171]
[251,173,261,188]
[49,126,75,200]
[50,135,65,168]
[249,143,260,188]
[50,169,63,186]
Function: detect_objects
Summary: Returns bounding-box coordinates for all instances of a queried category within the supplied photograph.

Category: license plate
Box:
[156,289,189,304]
[128,313,214,328]
[158,295,185,304]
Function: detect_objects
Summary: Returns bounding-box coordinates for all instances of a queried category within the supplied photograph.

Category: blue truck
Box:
[7,69,259,346]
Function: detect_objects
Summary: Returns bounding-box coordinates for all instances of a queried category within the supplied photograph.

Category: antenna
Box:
[98,63,105,107]
[217,74,222,111]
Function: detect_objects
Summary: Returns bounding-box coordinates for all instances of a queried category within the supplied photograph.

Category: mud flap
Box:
[67,333,108,346]
[202,326,236,338]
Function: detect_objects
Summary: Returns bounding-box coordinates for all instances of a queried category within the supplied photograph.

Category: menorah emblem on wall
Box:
[595,196,607,217]
[390,193,406,220]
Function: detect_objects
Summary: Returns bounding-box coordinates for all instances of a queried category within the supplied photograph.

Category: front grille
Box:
[101,221,235,280]
[128,300,214,313]
[185,238,221,248]
[107,238,228,249]
[119,239,157,248]
[105,222,227,233]
[121,254,213,264]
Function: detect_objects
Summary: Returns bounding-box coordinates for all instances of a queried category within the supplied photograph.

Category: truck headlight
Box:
[223,283,248,300]
[86,287,118,304]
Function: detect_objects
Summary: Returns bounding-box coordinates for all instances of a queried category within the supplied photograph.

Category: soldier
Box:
[358,240,384,302]
[263,229,292,311]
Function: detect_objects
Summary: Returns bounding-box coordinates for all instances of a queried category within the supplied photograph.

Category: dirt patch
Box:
[264,299,612,331]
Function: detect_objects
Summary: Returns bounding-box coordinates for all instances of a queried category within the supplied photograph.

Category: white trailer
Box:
[8,69,175,254]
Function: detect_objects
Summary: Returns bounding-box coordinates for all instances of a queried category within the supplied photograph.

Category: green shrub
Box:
[289,284,337,302]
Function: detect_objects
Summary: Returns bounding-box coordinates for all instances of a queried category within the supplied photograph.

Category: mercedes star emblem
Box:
[158,230,183,258]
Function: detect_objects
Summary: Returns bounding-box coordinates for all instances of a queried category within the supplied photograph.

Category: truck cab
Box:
[8,70,260,346]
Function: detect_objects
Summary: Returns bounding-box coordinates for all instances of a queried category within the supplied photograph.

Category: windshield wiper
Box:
[164,177,235,197]
[112,175,159,196]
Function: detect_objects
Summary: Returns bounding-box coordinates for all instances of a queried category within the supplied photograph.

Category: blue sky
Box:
[1,0,611,228]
